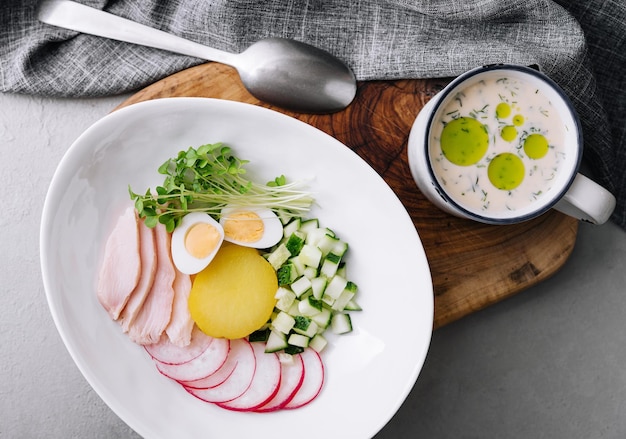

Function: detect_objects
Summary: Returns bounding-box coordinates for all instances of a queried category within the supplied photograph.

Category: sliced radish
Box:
[182,348,238,390]
[145,325,213,365]
[254,354,305,412]
[185,338,256,403]
[216,341,281,412]
[156,338,230,382]
[283,348,325,409]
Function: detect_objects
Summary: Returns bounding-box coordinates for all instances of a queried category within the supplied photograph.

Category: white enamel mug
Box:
[407,64,616,225]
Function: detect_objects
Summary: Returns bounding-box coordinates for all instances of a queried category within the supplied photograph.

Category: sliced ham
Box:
[127,223,176,345]
[97,206,141,320]
[165,268,193,347]
[119,219,157,332]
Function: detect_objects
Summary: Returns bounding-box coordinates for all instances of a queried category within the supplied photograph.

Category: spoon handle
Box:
[38,0,236,66]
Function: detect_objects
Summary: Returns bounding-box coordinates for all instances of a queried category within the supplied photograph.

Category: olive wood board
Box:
[116,62,579,329]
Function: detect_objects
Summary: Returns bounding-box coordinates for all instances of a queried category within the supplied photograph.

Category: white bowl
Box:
[40,97,433,439]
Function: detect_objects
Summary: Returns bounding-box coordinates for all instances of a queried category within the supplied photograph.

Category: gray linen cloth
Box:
[2,0,625,228]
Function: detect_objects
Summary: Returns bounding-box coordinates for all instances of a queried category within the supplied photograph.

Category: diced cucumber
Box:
[267,243,291,270]
[320,252,341,278]
[249,328,270,342]
[277,263,297,286]
[344,298,362,311]
[325,275,348,300]
[291,275,312,298]
[289,255,306,276]
[336,264,347,278]
[285,232,305,255]
[284,345,304,355]
[310,276,327,300]
[331,289,355,311]
[308,334,328,353]
[293,316,319,338]
[305,227,333,246]
[330,313,353,334]
[298,296,323,316]
[282,217,301,238]
[287,300,302,317]
[265,330,288,353]
[274,287,296,312]
[299,244,322,268]
[266,216,361,355]
[311,307,332,329]
[298,218,320,236]
[303,266,318,279]
[272,311,296,334]
[287,333,310,348]
[317,234,342,257]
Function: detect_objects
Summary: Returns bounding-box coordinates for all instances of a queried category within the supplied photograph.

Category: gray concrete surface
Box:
[2,91,625,438]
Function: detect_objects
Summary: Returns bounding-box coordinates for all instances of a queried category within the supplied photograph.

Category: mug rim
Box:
[424,64,583,225]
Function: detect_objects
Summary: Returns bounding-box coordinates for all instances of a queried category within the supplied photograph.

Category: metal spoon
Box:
[37,0,357,113]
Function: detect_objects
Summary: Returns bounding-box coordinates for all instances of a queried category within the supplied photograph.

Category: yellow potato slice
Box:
[189,242,277,339]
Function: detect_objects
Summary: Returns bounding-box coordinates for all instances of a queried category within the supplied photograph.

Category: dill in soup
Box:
[429,76,567,214]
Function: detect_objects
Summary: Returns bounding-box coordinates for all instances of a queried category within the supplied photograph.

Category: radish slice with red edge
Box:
[185,338,256,403]
[182,346,239,390]
[156,338,229,382]
[216,341,281,412]
[283,348,324,409]
[254,353,305,412]
[145,325,212,365]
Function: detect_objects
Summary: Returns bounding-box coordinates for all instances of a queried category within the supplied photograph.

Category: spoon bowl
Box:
[37,0,357,113]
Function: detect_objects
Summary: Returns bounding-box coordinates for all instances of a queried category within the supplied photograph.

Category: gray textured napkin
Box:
[2,0,625,229]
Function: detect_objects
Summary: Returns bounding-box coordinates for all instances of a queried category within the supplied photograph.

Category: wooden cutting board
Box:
[116,62,579,328]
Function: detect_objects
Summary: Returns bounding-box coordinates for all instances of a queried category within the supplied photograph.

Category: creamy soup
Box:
[429,76,568,215]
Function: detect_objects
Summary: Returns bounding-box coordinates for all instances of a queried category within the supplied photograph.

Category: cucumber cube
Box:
[325,275,348,300]
[277,263,297,285]
[311,276,328,300]
[282,217,301,238]
[298,296,323,316]
[272,311,296,334]
[299,244,322,268]
[331,289,355,311]
[288,333,310,348]
[344,299,362,311]
[265,330,288,353]
[308,334,328,353]
[317,234,341,256]
[320,254,340,278]
[330,313,353,334]
[285,232,305,255]
[289,255,306,276]
[298,218,320,236]
[274,287,296,312]
[303,266,318,280]
[293,316,319,338]
[291,275,312,298]
[311,307,332,329]
[267,243,291,270]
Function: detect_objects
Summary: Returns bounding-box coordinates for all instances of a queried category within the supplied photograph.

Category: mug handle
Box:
[553,173,616,224]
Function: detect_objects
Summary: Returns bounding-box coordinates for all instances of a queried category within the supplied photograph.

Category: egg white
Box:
[219,206,283,249]
[171,212,225,275]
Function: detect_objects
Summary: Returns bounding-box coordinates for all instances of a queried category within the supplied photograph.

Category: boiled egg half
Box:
[171,212,225,274]
[219,206,283,249]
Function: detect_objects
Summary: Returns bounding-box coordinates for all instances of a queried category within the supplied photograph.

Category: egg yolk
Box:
[222,211,264,243]
[185,223,222,259]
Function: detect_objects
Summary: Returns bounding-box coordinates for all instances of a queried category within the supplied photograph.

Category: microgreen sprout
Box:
[129,143,315,232]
